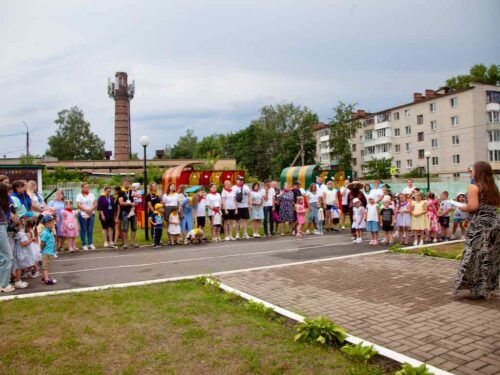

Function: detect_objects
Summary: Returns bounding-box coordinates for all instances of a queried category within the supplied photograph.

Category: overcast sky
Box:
[1,0,499,158]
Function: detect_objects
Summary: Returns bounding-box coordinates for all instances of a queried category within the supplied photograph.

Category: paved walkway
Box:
[219,252,500,375]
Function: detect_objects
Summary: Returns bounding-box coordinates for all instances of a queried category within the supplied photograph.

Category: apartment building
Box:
[314,122,332,169]
[350,82,500,178]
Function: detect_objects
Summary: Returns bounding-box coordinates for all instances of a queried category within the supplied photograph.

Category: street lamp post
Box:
[424,150,431,192]
[139,136,150,241]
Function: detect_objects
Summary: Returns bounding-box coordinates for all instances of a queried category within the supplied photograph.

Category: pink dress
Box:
[296,203,306,225]
[426,199,440,233]
[61,209,78,238]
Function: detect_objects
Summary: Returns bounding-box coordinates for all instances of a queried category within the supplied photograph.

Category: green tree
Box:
[362,157,393,179]
[170,129,198,159]
[446,63,500,90]
[19,154,37,165]
[46,107,105,160]
[328,102,361,171]
[194,134,224,158]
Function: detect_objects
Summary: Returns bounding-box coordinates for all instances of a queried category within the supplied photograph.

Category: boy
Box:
[186,227,206,243]
[438,191,452,241]
[379,197,395,245]
[149,203,164,248]
[40,214,57,285]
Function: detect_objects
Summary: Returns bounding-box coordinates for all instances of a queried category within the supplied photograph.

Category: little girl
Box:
[317,197,325,235]
[61,200,78,252]
[13,217,36,289]
[168,207,181,245]
[452,193,467,240]
[128,182,142,218]
[196,190,207,230]
[351,198,366,243]
[212,206,222,242]
[411,191,428,246]
[395,194,411,245]
[365,197,379,245]
[295,196,306,237]
[426,192,440,243]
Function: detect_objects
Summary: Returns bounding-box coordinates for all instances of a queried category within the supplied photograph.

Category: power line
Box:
[0,132,26,137]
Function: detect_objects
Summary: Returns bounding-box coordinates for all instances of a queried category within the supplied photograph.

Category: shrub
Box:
[294,316,346,345]
[245,301,275,318]
[341,342,378,362]
[396,363,434,375]
[388,244,403,253]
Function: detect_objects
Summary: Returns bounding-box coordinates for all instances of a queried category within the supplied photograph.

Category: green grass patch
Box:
[0,280,394,374]
[389,242,463,260]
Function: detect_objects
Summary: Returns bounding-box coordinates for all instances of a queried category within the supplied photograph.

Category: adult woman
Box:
[221,179,237,240]
[26,180,46,215]
[347,181,367,238]
[146,182,162,241]
[453,161,500,300]
[305,183,319,234]
[162,183,180,222]
[0,182,15,292]
[10,180,34,218]
[363,184,371,200]
[113,186,123,247]
[278,182,295,236]
[47,190,66,251]
[249,182,264,238]
[97,186,116,248]
[76,183,97,250]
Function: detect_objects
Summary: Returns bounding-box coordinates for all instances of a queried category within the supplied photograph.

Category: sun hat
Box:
[41,214,54,224]
[154,203,163,210]
[456,192,465,199]
[382,195,392,203]
[348,181,364,190]
[353,198,360,204]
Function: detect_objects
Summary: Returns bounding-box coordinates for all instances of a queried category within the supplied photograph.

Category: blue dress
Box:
[48,200,66,236]
[181,198,194,232]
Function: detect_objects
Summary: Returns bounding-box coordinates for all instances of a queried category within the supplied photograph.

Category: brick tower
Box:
[108,72,135,160]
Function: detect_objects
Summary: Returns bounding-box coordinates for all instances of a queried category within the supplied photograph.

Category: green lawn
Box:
[390,242,464,260]
[0,281,394,374]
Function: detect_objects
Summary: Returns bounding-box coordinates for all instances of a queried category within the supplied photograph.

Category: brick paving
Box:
[219,253,500,374]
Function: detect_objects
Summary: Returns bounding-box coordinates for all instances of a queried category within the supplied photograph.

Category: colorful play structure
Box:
[280,165,353,189]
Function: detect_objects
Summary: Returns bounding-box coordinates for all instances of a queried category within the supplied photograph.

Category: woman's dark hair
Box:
[114,186,122,192]
[0,175,9,184]
[364,184,370,192]
[309,183,316,191]
[0,182,9,212]
[252,182,260,190]
[473,161,500,206]
[11,180,25,192]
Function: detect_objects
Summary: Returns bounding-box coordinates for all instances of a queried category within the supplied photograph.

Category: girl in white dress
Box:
[351,198,366,243]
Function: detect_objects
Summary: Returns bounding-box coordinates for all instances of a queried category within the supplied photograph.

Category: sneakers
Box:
[82,245,89,251]
[419,240,424,246]
[225,237,231,241]
[132,243,139,248]
[356,238,363,243]
[42,278,57,285]
[235,233,240,240]
[352,238,358,243]
[243,233,250,239]
[0,284,15,293]
[341,226,346,230]
[253,233,260,238]
[123,244,128,249]
[230,236,236,241]
[103,241,109,248]
[89,244,96,250]
[109,242,118,248]
[306,230,310,235]
[432,238,438,243]
[379,238,386,243]
[413,240,418,246]
[313,230,320,235]
[14,280,29,289]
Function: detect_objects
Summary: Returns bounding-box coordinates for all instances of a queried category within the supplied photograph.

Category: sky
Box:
[1,0,499,158]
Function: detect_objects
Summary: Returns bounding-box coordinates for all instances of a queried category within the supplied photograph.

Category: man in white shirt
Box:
[262,179,275,236]
[340,180,350,230]
[315,176,326,196]
[368,180,384,204]
[402,179,416,196]
[232,176,251,239]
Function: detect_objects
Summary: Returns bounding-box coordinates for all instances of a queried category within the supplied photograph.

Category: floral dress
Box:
[426,198,440,233]
[278,191,295,222]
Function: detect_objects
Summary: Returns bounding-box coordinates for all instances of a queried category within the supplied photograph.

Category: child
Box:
[438,191,452,241]
[128,182,142,218]
[411,191,428,246]
[395,194,411,245]
[40,214,57,285]
[316,197,325,235]
[13,217,36,289]
[186,227,206,243]
[149,203,164,248]
[365,196,379,245]
[212,206,222,242]
[351,198,366,243]
[426,192,440,243]
[452,193,467,240]
[207,183,222,242]
[61,200,78,252]
[181,195,197,244]
[196,190,207,230]
[331,203,340,231]
[295,196,306,237]
[379,197,395,245]
[168,207,181,245]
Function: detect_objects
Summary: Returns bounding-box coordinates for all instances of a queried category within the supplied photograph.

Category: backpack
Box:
[235,188,244,203]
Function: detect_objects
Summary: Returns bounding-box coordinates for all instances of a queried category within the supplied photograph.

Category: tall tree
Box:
[170,129,198,159]
[328,102,361,171]
[46,106,105,160]
[446,63,499,90]
[194,134,224,158]
[362,157,393,179]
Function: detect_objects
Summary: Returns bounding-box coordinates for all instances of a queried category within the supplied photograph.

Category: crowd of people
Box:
[0,160,498,299]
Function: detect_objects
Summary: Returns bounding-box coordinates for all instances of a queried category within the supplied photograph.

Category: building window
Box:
[394,128,401,137]
[430,103,436,112]
[418,149,425,159]
[489,130,500,142]
[431,156,439,166]
[360,150,365,157]
[352,158,357,166]
[406,143,411,152]
[432,139,438,148]
[394,112,400,120]
[488,111,500,123]
[405,126,412,135]
[376,144,390,153]
[452,154,460,164]
[365,131,373,141]
[453,173,460,177]
[487,91,500,104]
[430,120,437,131]
[417,115,424,125]
[404,109,410,118]
[376,128,386,138]
[406,159,413,168]
[396,160,401,169]
[450,97,458,108]
[451,116,459,126]
[352,144,356,152]
[452,135,460,145]
[366,146,375,155]
[417,132,424,142]
[489,150,500,162]
[395,144,401,153]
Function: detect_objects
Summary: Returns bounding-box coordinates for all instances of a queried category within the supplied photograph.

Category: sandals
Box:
[42,278,57,285]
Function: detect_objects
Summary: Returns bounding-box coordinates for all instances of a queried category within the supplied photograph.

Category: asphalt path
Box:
[9,232,387,296]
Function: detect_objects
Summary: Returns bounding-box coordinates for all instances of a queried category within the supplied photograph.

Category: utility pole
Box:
[22,121,29,157]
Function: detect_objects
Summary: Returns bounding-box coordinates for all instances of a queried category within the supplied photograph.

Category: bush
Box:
[396,363,434,375]
[294,316,346,345]
[341,342,378,362]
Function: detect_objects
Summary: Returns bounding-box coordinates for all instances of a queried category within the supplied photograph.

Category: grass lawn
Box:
[390,242,464,260]
[0,281,394,374]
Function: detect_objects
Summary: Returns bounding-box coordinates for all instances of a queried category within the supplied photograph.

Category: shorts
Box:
[236,207,250,220]
[342,204,349,214]
[453,218,465,223]
[223,209,237,220]
[121,211,137,232]
[332,218,340,224]
[99,216,114,229]
[382,223,394,232]
[326,204,333,210]
[366,221,379,233]
[42,254,53,271]
[438,216,450,228]
[197,216,206,228]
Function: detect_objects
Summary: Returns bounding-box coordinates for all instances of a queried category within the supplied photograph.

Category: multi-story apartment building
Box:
[314,122,332,169]
[350,83,500,178]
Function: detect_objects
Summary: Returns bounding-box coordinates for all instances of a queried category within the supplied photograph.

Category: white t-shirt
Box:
[232,184,251,208]
[221,189,236,210]
[262,188,275,207]
[162,193,179,207]
[341,187,350,205]
[315,183,326,196]
[206,192,222,216]
[250,190,263,205]
[196,198,206,217]
[369,188,384,203]
[324,188,338,205]
[305,189,319,204]
[366,203,379,221]
[402,186,415,195]
[76,193,95,219]
[439,201,452,217]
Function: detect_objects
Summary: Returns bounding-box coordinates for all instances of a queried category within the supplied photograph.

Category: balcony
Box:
[487,103,500,112]
[488,142,500,151]
[320,135,330,142]
[363,136,392,147]
[374,120,391,130]
[363,152,392,163]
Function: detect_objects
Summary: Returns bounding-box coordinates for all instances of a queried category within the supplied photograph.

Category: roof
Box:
[313,122,330,130]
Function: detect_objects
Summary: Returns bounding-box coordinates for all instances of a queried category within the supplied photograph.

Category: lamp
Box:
[139,136,150,241]
[424,151,431,192]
